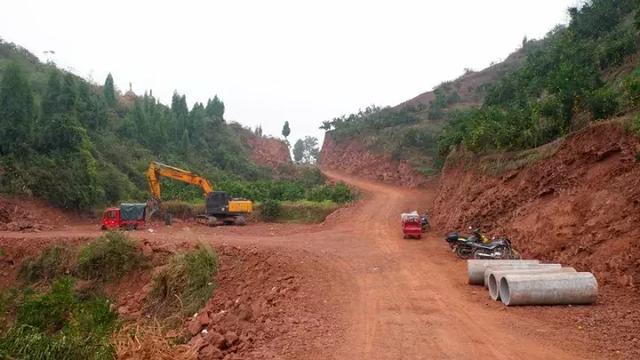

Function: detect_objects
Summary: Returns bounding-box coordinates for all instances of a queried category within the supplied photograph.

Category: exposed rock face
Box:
[244,135,291,168]
[431,121,640,289]
[319,134,427,187]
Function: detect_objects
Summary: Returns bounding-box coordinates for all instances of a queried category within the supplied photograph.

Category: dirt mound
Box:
[320,135,427,187]
[186,245,341,359]
[244,134,291,169]
[0,197,66,232]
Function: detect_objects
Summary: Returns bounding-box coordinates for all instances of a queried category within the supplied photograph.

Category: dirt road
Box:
[0,171,598,359]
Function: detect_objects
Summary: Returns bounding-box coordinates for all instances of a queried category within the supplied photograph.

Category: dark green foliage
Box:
[148,246,218,317]
[0,277,117,360]
[587,86,620,119]
[260,199,282,221]
[282,121,290,138]
[322,105,419,136]
[438,1,640,156]
[307,182,353,203]
[76,232,143,281]
[0,62,34,155]
[103,73,116,107]
[19,246,73,283]
[293,139,304,162]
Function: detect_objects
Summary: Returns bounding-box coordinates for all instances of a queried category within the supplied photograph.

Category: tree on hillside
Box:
[303,136,320,164]
[103,73,116,106]
[206,95,225,120]
[293,139,304,163]
[282,121,290,139]
[292,136,320,164]
[0,62,34,155]
[254,125,263,137]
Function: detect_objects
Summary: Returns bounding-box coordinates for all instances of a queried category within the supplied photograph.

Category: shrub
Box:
[76,232,143,281]
[147,246,218,318]
[260,199,282,221]
[0,277,117,360]
[586,86,619,120]
[19,245,74,283]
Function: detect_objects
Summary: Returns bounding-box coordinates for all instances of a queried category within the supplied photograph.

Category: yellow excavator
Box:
[146,161,252,225]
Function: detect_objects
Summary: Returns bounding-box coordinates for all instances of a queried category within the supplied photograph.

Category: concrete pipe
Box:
[488,267,575,301]
[467,259,540,285]
[483,264,562,288]
[500,272,598,306]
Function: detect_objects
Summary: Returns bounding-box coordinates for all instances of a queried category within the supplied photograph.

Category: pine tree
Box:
[206,95,225,120]
[281,121,290,139]
[0,62,35,155]
[103,73,116,106]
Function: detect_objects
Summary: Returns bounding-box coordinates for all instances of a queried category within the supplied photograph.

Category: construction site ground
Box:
[1,171,638,359]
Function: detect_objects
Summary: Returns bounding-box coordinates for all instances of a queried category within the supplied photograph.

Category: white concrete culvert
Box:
[467,259,540,285]
[483,264,562,288]
[499,272,598,306]
[487,267,576,301]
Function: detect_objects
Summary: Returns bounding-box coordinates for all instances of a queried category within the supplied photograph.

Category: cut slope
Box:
[432,120,640,289]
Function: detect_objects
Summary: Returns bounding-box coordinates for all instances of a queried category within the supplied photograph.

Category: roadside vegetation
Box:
[147,245,218,320]
[0,234,221,358]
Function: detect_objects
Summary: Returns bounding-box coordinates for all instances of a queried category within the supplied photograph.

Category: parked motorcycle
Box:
[445,227,489,259]
[445,227,520,260]
[470,237,521,260]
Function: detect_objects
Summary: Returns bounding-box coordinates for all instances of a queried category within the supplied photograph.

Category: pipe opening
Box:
[488,274,499,300]
[500,277,511,305]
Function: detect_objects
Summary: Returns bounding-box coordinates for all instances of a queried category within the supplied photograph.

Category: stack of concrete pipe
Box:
[467,259,598,306]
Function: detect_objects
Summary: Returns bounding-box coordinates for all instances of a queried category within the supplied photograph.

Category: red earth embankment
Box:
[244,135,291,168]
[320,134,427,187]
[432,120,640,289]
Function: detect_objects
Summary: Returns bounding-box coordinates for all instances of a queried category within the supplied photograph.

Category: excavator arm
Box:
[146,161,213,200]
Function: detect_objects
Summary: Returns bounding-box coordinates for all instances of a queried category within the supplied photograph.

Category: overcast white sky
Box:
[1,0,578,143]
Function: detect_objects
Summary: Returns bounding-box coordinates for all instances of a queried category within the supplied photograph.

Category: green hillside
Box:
[0,39,350,210]
[323,0,640,171]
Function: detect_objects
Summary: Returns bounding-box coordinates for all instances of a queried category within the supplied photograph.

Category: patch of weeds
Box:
[0,277,118,360]
[148,245,218,318]
[76,231,144,282]
[635,151,640,162]
[19,245,74,283]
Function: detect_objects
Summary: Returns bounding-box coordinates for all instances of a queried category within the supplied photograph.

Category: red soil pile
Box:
[0,197,70,232]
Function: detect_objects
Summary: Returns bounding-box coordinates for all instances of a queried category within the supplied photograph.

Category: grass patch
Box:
[257,200,340,224]
[0,277,118,360]
[147,245,218,319]
[76,232,144,282]
[19,245,74,283]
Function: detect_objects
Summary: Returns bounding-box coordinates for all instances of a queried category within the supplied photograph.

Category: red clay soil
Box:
[0,196,80,232]
[320,134,427,187]
[1,162,639,358]
[244,134,291,169]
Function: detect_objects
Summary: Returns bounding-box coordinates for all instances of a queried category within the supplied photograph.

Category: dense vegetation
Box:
[438,0,640,155]
[0,233,220,358]
[0,39,353,210]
